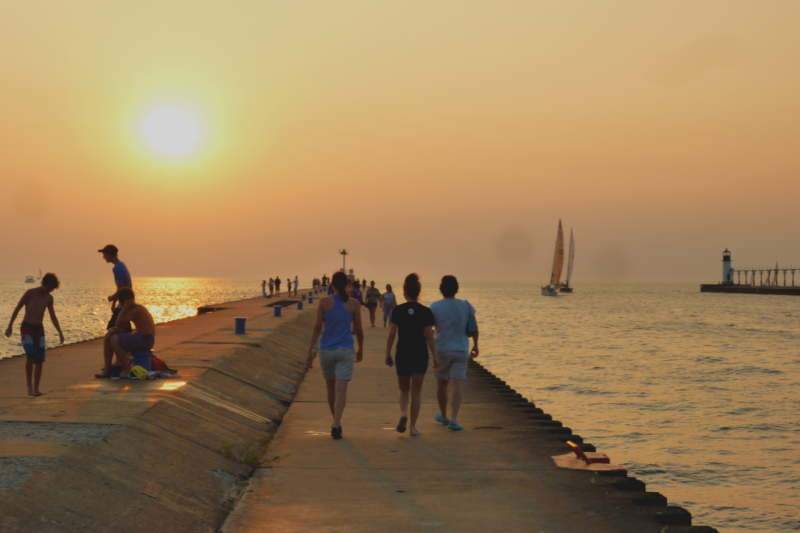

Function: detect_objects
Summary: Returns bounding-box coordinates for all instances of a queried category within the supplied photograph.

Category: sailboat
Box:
[541,220,564,296]
[25,276,35,284]
[37,268,42,280]
[559,229,575,293]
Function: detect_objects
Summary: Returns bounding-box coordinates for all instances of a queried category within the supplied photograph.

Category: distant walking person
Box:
[275,277,281,297]
[5,273,64,396]
[261,280,267,297]
[381,284,396,327]
[430,275,479,431]
[365,281,381,327]
[385,274,437,437]
[306,271,364,439]
[350,280,364,306]
[294,275,299,296]
[98,244,133,332]
[269,278,274,297]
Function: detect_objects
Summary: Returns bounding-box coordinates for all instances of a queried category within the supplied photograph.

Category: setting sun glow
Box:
[141,106,202,157]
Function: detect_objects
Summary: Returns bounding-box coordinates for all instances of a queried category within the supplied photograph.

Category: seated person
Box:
[96,287,155,379]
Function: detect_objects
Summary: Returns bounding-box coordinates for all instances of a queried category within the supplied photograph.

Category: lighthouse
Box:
[722,249,732,284]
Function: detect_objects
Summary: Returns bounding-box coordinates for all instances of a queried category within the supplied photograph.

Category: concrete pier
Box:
[221,319,718,533]
[700,284,800,295]
[0,292,313,533]
[0,292,719,533]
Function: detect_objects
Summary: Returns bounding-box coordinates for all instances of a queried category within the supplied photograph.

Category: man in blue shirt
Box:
[98,244,133,332]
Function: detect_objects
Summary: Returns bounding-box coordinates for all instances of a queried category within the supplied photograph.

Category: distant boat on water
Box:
[25,276,35,284]
[37,268,42,280]
[559,229,575,293]
[542,220,564,296]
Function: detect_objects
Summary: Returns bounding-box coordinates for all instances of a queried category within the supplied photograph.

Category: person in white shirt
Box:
[429,275,479,431]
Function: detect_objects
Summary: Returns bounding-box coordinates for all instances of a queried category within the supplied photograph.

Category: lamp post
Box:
[339,249,349,272]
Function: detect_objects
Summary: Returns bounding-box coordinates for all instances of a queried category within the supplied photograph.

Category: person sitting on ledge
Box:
[96,287,155,379]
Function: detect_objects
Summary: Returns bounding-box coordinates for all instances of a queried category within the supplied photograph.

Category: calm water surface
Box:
[2,278,798,532]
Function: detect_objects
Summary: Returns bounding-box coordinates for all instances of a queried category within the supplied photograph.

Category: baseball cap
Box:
[98,244,119,255]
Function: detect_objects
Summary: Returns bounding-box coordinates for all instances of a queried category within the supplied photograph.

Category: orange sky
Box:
[1,1,798,282]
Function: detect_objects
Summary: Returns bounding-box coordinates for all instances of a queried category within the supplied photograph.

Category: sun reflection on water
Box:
[0,277,262,359]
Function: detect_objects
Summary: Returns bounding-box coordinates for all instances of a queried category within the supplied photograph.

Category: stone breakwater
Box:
[464,359,719,532]
[0,295,313,533]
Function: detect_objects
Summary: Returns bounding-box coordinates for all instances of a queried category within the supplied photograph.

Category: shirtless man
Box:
[97,287,156,379]
[5,273,64,396]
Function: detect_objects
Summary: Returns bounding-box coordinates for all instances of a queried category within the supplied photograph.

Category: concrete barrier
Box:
[0,297,313,533]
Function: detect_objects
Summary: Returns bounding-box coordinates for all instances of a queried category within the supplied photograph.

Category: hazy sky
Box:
[1,1,798,282]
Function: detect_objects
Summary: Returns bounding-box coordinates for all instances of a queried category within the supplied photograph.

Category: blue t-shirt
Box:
[113,262,132,289]
[430,298,476,352]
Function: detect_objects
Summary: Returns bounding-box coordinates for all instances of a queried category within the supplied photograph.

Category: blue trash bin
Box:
[297,301,303,310]
[274,306,282,317]
[131,350,153,371]
[235,317,246,334]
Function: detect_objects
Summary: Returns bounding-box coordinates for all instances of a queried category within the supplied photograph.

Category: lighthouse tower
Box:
[722,249,732,284]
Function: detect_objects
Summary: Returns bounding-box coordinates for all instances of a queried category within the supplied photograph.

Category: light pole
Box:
[339,249,349,272]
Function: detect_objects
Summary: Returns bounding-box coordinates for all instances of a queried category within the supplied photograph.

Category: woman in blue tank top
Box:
[307,271,364,439]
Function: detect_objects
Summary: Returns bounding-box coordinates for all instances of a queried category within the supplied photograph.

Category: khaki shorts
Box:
[319,348,355,381]
[435,350,469,381]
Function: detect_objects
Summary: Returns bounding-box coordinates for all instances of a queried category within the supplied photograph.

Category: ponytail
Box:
[331,271,350,302]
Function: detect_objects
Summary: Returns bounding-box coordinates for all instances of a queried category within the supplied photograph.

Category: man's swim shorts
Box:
[21,321,46,363]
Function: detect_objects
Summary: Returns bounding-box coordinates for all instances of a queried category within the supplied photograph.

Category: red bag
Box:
[151,356,167,373]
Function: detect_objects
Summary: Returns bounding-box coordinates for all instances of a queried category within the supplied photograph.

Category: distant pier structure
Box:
[701,249,800,295]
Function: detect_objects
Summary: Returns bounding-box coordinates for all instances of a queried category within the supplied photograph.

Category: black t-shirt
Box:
[391,302,435,358]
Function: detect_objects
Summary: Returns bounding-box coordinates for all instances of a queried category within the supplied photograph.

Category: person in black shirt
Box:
[385,273,438,437]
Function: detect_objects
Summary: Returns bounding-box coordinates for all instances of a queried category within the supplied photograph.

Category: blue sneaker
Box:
[435,412,450,425]
[448,421,464,431]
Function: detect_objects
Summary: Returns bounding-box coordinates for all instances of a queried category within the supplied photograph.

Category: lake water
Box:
[1,278,797,532]
[0,277,261,359]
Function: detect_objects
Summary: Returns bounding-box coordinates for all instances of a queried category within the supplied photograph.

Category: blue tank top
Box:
[319,295,355,350]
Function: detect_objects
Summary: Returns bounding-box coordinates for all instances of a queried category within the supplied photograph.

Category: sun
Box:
[141,106,202,157]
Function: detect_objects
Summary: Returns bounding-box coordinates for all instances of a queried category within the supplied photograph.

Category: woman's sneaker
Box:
[435,413,450,425]
[331,426,342,440]
[448,421,464,431]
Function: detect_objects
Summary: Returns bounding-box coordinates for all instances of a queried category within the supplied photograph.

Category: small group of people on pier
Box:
[4,244,155,395]
[262,276,299,298]
[307,271,479,439]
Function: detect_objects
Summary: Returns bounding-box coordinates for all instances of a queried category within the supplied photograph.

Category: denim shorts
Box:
[116,333,155,352]
[319,348,355,381]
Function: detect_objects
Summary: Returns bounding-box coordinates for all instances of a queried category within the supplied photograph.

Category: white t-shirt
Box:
[382,292,396,307]
[430,298,476,352]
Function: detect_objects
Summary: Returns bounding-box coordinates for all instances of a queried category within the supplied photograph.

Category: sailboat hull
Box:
[541,286,558,296]
[558,286,573,293]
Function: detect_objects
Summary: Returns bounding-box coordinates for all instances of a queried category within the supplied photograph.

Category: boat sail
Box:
[37,268,42,280]
[541,220,564,296]
[559,229,575,293]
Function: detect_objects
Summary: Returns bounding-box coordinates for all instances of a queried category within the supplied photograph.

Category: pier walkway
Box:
[222,318,705,533]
